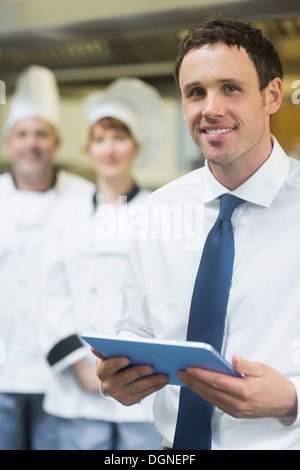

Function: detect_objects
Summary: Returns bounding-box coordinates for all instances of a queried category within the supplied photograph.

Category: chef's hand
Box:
[93,348,169,406]
[70,359,100,394]
[177,355,297,421]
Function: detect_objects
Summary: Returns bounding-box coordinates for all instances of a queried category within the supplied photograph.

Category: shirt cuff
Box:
[47,334,88,372]
[288,376,300,426]
[99,380,117,401]
[99,381,142,405]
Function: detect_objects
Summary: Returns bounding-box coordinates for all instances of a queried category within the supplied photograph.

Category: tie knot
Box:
[218,194,244,221]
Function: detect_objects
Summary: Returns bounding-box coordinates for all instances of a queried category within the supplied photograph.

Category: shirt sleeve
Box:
[115,218,155,340]
[288,376,300,426]
[39,228,88,372]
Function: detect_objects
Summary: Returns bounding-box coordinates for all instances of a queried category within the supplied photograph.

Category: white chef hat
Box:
[4,65,61,135]
[82,78,166,168]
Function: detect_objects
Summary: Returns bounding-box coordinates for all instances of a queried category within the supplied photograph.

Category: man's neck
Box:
[208,137,274,191]
[12,167,56,192]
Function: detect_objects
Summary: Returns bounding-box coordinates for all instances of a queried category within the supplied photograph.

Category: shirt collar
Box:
[6,167,58,194]
[204,136,290,207]
[92,182,140,211]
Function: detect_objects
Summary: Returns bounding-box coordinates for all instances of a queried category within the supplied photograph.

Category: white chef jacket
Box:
[41,188,157,423]
[116,137,300,450]
[0,170,95,393]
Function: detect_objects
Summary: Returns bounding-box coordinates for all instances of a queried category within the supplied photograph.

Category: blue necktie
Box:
[173,194,244,450]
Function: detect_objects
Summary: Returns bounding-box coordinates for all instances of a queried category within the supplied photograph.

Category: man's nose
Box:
[202,92,226,119]
[24,134,40,147]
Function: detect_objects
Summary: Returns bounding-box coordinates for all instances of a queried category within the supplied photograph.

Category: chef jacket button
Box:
[90,286,98,294]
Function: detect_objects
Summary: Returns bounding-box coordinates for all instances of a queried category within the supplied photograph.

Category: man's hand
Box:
[93,348,169,406]
[177,355,297,421]
[70,359,100,394]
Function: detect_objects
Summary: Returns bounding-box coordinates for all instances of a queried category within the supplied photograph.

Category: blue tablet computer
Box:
[81,334,242,386]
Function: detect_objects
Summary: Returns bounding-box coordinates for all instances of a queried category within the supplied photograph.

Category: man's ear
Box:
[4,134,13,155]
[266,77,283,116]
[54,134,61,152]
[56,136,61,150]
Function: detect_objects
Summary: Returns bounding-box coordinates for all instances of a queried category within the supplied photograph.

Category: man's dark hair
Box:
[174,16,283,95]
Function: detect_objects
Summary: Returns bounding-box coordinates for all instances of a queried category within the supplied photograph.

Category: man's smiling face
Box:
[179,42,281,186]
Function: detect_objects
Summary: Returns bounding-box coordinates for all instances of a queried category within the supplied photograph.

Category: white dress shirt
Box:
[0,170,94,393]
[41,189,157,423]
[116,137,300,450]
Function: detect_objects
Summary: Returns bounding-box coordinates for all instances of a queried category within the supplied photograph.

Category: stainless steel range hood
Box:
[0,0,300,95]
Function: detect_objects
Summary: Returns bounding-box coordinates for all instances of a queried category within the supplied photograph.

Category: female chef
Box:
[41,78,166,450]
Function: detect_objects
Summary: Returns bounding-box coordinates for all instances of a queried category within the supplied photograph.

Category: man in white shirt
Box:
[95,17,300,450]
[0,65,94,450]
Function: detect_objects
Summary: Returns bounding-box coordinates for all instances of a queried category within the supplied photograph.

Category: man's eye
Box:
[226,86,238,93]
[191,89,204,97]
